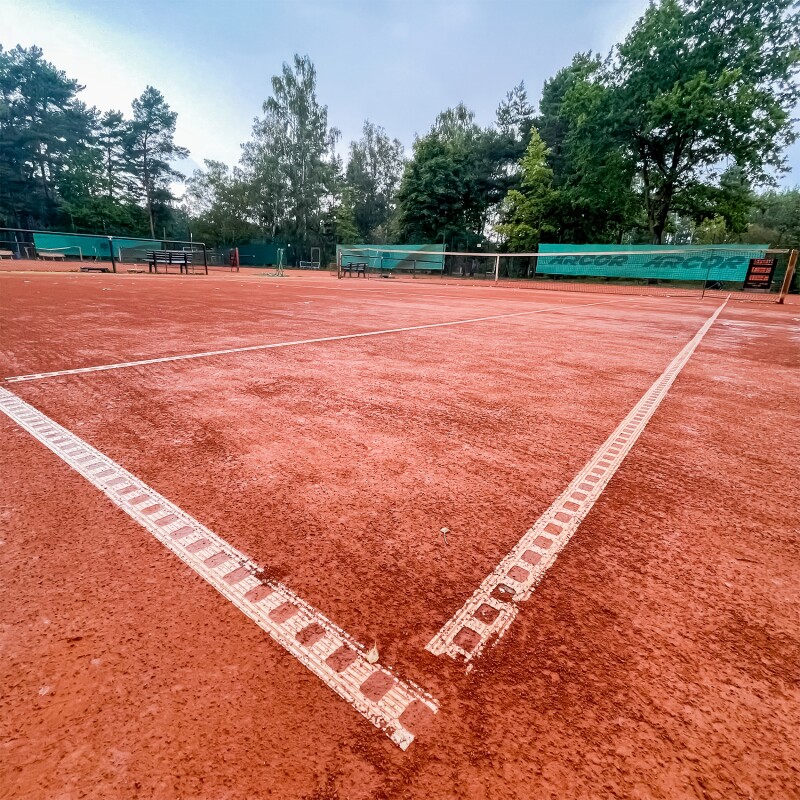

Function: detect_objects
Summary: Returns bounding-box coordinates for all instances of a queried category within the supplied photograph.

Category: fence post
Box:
[702,255,711,299]
[202,243,208,275]
[494,254,500,284]
[108,237,117,273]
[778,249,797,304]
[337,249,342,279]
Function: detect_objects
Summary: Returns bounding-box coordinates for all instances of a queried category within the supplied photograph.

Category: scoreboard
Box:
[743,258,777,290]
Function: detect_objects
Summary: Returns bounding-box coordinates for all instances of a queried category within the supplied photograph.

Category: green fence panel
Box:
[337,244,445,271]
[32,233,162,260]
[537,244,770,282]
[235,243,281,266]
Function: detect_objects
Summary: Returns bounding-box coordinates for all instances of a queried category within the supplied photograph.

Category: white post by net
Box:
[493,254,500,284]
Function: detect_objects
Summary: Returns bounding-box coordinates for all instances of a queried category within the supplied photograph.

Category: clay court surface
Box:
[1,269,798,799]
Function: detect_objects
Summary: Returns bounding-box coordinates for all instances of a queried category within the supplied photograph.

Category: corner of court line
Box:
[425,299,730,666]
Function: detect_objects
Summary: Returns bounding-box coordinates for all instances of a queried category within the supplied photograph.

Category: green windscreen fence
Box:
[536,244,771,282]
[236,243,281,266]
[338,244,445,272]
[32,233,162,260]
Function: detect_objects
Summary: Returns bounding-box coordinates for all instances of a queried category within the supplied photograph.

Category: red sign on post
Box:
[743,258,777,290]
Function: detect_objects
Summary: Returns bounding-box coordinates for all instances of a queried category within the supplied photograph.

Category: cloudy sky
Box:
[4,0,799,185]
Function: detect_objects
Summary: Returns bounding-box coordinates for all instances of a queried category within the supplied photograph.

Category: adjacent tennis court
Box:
[1,270,798,799]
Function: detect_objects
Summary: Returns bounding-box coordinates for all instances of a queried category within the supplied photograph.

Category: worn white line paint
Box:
[4,297,638,383]
[426,300,729,664]
[0,388,437,749]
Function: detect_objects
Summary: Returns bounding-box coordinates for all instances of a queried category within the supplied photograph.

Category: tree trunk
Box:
[651,225,663,245]
[38,152,50,204]
[143,133,154,238]
[106,148,114,200]
[640,160,659,244]
[651,191,675,245]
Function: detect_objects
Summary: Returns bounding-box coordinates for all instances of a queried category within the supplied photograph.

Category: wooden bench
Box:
[147,250,193,274]
[342,261,368,277]
[0,249,13,260]
[38,250,66,261]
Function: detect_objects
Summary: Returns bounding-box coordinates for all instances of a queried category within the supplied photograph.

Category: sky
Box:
[3,0,799,186]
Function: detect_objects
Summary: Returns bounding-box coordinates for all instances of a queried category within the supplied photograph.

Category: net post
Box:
[337,249,342,279]
[202,243,208,275]
[493,254,500,284]
[108,237,117,273]
[777,249,797,304]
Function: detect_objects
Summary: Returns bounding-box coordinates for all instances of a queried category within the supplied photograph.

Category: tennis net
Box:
[337,245,797,302]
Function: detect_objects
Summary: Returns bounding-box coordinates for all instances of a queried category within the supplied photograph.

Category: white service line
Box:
[4,297,638,383]
[0,387,437,750]
[426,300,729,663]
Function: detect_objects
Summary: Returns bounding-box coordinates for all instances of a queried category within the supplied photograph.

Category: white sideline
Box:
[4,297,638,383]
[426,300,729,663]
[0,387,437,749]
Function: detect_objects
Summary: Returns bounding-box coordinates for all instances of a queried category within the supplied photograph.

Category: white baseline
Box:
[0,388,437,749]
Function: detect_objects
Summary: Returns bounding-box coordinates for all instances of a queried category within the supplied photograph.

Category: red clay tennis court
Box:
[1,269,798,799]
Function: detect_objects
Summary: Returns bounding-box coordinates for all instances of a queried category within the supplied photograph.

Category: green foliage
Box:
[0,44,189,237]
[396,104,514,247]
[241,55,339,257]
[504,0,800,246]
[333,188,360,244]
[676,166,755,235]
[97,110,128,200]
[5,12,798,258]
[345,121,405,242]
[692,215,730,244]
[127,86,189,237]
[0,45,95,228]
[496,131,555,250]
[184,160,257,246]
[496,82,535,143]
[748,188,800,246]
[240,107,287,238]
[606,0,800,242]
[535,54,639,243]
[669,185,799,247]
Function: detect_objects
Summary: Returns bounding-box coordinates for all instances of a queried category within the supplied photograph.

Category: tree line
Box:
[1,0,798,258]
[0,45,186,239]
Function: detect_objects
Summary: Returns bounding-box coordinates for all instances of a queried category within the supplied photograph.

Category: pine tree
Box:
[127,86,188,238]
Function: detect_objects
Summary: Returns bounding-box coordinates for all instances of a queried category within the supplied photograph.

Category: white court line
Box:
[298,285,488,300]
[0,387,437,749]
[426,299,729,663]
[4,297,638,383]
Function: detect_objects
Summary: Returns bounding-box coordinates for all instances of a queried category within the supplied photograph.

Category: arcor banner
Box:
[537,244,770,282]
